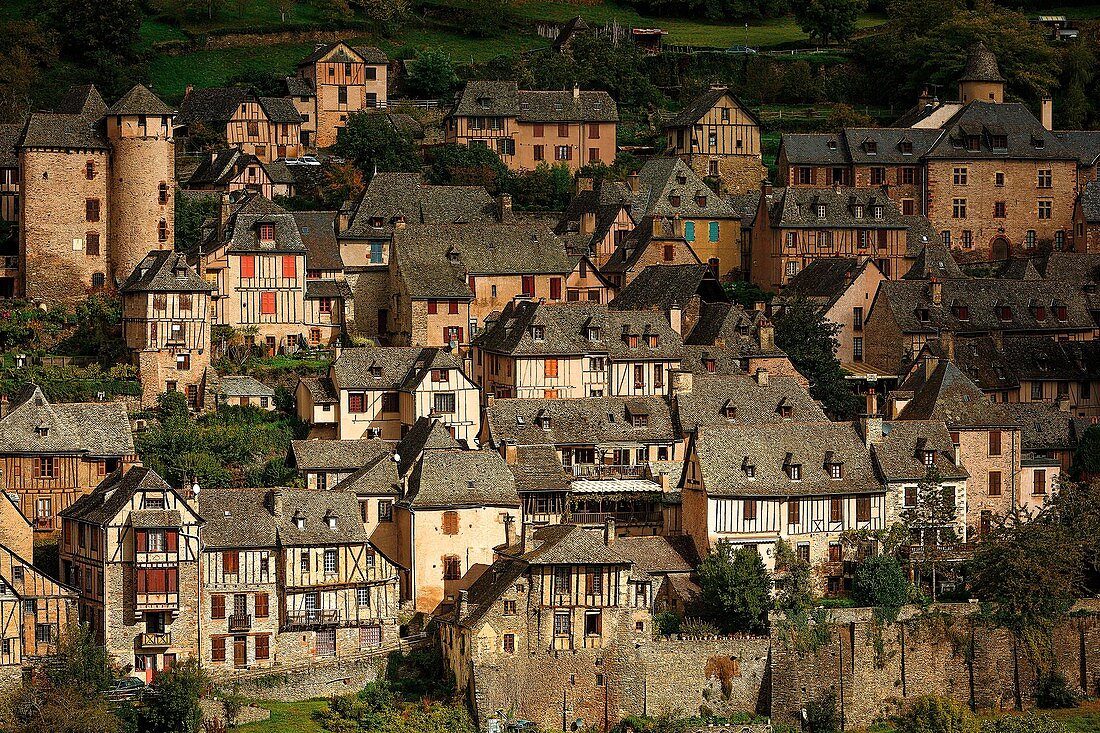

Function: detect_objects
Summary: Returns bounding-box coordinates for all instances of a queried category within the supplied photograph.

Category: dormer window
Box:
[922,450,935,467]
[695,194,707,207]
[631,414,648,428]
[742,457,755,479]
[997,305,1013,322]
[669,194,681,207]
[864,140,877,154]
[827,462,843,479]
[703,358,716,373]
[991,135,1008,150]
[816,204,826,218]
[953,303,969,321]
[369,365,382,378]
[294,514,305,530]
[777,401,793,418]
[259,223,275,242]
[553,103,563,112]
[676,174,687,185]
[1054,303,1067,321]
[477,97,490,109]
[531,325,545,341]
[369,217,383,228]
[853,205,864,219]
[899,140,913,155]
[966,135,980,152]
[145,495,165,509]
[1032,136,1046,149]
[827,140,838,150]
[1032,302,1046,321]
[786,463,802,481]
[872,205,883,220]
[586,326,600,341]
[537,414,551,430]
[644,334,659,348]
[916,308,930,323]
[35,426,49,437]
[723,403,737,420]
[326,515,337,530]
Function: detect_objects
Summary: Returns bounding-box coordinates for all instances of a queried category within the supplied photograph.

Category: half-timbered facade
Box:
[178,88,302,163]
[59,466,203,682]
[184,149,296,200]
[290,42,389,149]
[0,385,136,533]
[0,544,78,675]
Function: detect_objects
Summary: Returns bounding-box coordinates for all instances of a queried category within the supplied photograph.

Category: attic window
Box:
[1032,136,1046,149]
[899,140,913,155]
[676,174,687,185]
[531,325,545,341]
[626,334,639,348]
[520,101,529,111]
[631,414,648,428]
[827,140,838,150]
[644,334,659,348]
[786,463,802,481]
[695,195,707,207]
[369,217,383,228]
[965,135,980,152]
[1054,304,1067,321]
[991,135,1008,150]
[921,450,935,467]
[1032,302,1046,321]
[826,462,844,479]
[723,404,737,420]
[669,194,681,207]
[326,515,337,530]
[703,358,716,373]
[864,140,877,154]
[872,205,883,220]
[553,103,563,112]
[816,204,826,218]
[294,514,305,530]
[741,457,755,478]
[777,401,793,418]
[916,308,930,323]
[477,97,491,109]
[953,303,969,321]
[259,223,275,242]
[586,326,600,341]
[369,365,382,378]
[997,305,1013,321]
[853,205,864,219]
[35,426,49,437]
[538,414,551,430]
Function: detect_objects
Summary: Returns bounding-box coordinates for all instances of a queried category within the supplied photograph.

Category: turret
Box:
[958,42,1005,104]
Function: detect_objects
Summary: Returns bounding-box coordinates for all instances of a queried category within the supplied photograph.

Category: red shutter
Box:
[427,301,438,314]
[240,255,255,278]
[261,292,276,314]
[550,277,562,300]
[165,531,177,552]
[135,530,147,552]
[167,568,178,593]
[282,255,296,278]
[448,300,459,315]
[137,568,147,593]
[522,276,535,296]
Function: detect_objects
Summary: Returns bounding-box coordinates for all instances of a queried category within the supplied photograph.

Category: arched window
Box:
[157,219,168,242]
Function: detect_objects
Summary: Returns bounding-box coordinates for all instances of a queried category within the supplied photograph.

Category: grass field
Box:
[236,699,329,733]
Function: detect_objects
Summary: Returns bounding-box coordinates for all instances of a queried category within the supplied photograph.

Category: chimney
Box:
[669,299,683,334]
[865,386,877,417]
[1057,394,1071,412]
[670,369,693,396]
[457,589,469,620]
[1041,96,1053,131]
[930,277,942,306]
[603,517,615,546]
[755,367,769,387]
[758,320,775,352]
[992,330,1003,351]
[577,176,594,193]
[940,331,955,362]
[271,489,284,518]
[918,88,931,108]
[761,178,773,198]
[581,210,596,234]
[497,193,513,222]
[0,395,8,419]
[394,217,407,231]
[924,354,940,380]
[503,440,518,466]
[185,83,194,96]
[627,172,639,194]
[336,203,352,235]
[671,213,682,238]
[572,84,580,100]
[861,416,883,447]
[656,471,669,491]
[218,192,233,240]
[522,522,535,553]
[504,514,516,548]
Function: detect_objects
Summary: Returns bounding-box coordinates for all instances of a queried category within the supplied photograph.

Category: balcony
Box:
[135,551,179,566]
[284,609,340,629]
[568,511,663,526]
[571,464,646,479]
[227,613,252,632]
[139,632,172,648]
[136,592,179,612]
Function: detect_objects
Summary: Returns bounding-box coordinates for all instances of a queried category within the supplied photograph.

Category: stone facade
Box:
[682,151,767,200]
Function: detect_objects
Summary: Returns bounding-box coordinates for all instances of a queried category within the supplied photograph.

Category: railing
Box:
[136,592,179,611]
[0,256,16,271]
[139,632,172,647]
[568,511,663,525]
[571,464,646,479]
[283,609,340,629]
[34,517,55,531]
[228,613,252,632]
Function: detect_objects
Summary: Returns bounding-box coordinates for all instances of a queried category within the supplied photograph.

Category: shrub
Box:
[805,688,839,733]
[1035,670,1079,709]
[652,610,681,637]
[894,695,977,733]
[852,555,912,620]
[678,618,719,638]
[980,713,1066,733]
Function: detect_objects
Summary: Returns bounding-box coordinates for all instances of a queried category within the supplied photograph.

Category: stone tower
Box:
[957,41,1005,104]
[105,85,176,287]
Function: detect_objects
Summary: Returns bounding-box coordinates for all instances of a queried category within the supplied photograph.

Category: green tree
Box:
[333,111,419,179]
[353,0,409,34]
[851,555,911,620]
[805,688,839,733]
[505,163,574,211]
[424,143,509,193]
[696,543,771,633]
[1071,425,1100,482]
[139,659,207,733]
[773,297,862,418]
[900,467,959,600]
[405,49,459,99]
[895,695,977,733]
[174,191,220,252]
[791,0,867,46]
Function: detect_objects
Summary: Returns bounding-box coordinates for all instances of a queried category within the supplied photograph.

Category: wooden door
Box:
[233,636,247,668]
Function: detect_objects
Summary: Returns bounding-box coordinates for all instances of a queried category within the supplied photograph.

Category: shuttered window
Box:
[742,499,757,521]
[223,551,239,575]
[544,359,558,378]
[787,501,800,525]
[988,430,1002,456]
[255,634,270,660]
[282,255,296,278]
[240,255,255,278]
[212,637,226,662]
[260,292,276,315]
[255,593,269,618]
[211,594,225,619]
[856,497,871,522]
[442,511,459,535]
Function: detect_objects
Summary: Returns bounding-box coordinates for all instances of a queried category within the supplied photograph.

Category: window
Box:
[904,486,917,508]
[871,167,885,185]
[239,255,255,279]
[585,570,603,596]
[788,500,800,525]
[544,358,558,378]
[962,230,973,249]
[1034,470,1047,495]
[684,221,695,242]
[176,353,190,371]
[993,201,1006,218]
[785,260,799,278]
[432,392,456,414]
[1038,200,1053,220]
[742,499,757,521]
[86,231,100,256]
[796,167,812,185]
[221,550,239,575]
[369,242,383,263]
[260,292,276,315]
[989,430,1002,456]
[496,137,515,156]
[357,587,371,607]
[33,457,58,479]
[211,595,225,619]
[282,255,296,278]
[988,470,1002,496]
[953,167,968,185]
[1038,169,1052,189]
[157,219,168,242]
[829,463,844,479]
[533,145,544,161]
[300,552,310,573]
[584,610,602,637]
[442,510,459,536]
[1031,381,1043,400]
[709,221,720,242]
[323,549,338,574]
[211,637,226,662]
[856,497,871,522]
[787,464,801,480]
[255,635,270,660]
[663,244,675,261]
[259,223,275,242]
[35,624,54,645]
[255,593,269,618]
[158,182,169,205]
[901,167,915,184]
[85,161,96,180]
[503,599,517,615]
[941,230,951,246]
[922,450,936,467]
[553,610,570,636]
[503,633,515,653]
[555,146,571,161]
[831,498,843,523]
[554,566,570,595]
[952,198,967,218]
[85,199,100,222]
[853,337,863,362]
[1026,230,1037,247]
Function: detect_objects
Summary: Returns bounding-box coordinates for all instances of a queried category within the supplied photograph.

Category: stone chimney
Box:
[581,210,596,235]
[758,320,775,352]
[861,416,883,447]
[120,459,142,476]
[502,440,518,465]
[761,178,772,198]
[671,213,682,238]
[271,489,284,518]
[504,514,516,548]
[497,193,513,222]
[930,277,942,306]
[864,386,877,417]
[577,176,594,193]
[336,203,352,235]
[394,216,407,231]
[218,192,233,241]
[669,300,683,335]
[940,331,955,362]
[572,84,580,99]
[0,395,8,419]
[755,368,769,387]
[627,172,640,194]
[1041,96,1053,131]
[457,589,469,619]
[656,471,669,491]
[991,330,1003,351]
[669,369,693,396]
[185,83,194,96]
[918,88,931,108]
[924,354,941,380]
[522,522,535,553]
[1057,394,1071,412]
[604,517,615,546]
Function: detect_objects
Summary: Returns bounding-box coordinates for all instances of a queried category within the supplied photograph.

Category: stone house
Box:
[663,85,766,195]
[862,277,1096,376]
[288,42,389,149]
[0,384,136,533]
[59,466,203,683]
[439,523,645,731]
[0,543,78,682]
[1071,179,1100,253]
[215,375,275,410]
[17,84,175,301]
[294,346,480,444]
[672,370,828,438]
[443,81,618,172]
[682,304,803,383]
[184,149,296,200]
[554,179,636,266]
[288,438,393,491]
[612,534,699,616]
[775,257,887,370]
[198,488,400,670]
[679,421,885,580]
[473,301,684,400]
[748,185,914,289]
[390,419,520,612]
[178,87,303,163]
[608,263,729,338]
[601,215,702,289]
[119,250,214,409]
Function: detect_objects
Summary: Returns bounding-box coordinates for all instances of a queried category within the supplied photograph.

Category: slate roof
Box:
[285,76,314,97]
[924,102,1075,161]
[613,534,698,574]
[690,422,881,497]
[1053,130,1100,167]
[119,250,212,293]
[452,558,527,627]
[507,445,572,493]
[187,149,296,188]
[1079,180,1100,223]
[0,385,134,456]
[394,417,460,476]
[218,375,274,397]
[932,335,1100,391]
[220,194,306,253]
[903,239,966,280]
[767,187,909,229]
[1039,251,1100,286]
[609,264,728,313]
[62,467,180,526]
[870,278,1094,335]
[297,42,388,67]
[778,258,867,308]
[474,300,684,359]
[960,42,1003,83]
[841,127,941,164]
[623,157,739,220]
[105,84,174,116]
[305,279,351,299]
[297,377,338,404]
[405,449,520,508]
[200,488,369,548]
[331,346,467,391]
[502,524,630,564]
[485,396,676,447]
[345,172,498,238]
[0,125,20,168]
[871,420,968,482]
[290,438,391,471]
[683,303,778,359]
[896,361,1013,427]
[330,455,401,496]
[601,216,700,277]
[665,86,760,128]
[178,87,250,125]
[22,84,109,150]
[673,372,827,434]
[994,403,1076,451]
[779,133,849,166]
[258,96,303,124]
[554,186,628,254]
[448,81,618,122]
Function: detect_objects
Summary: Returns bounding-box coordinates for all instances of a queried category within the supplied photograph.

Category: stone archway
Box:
[991,236,1010,260]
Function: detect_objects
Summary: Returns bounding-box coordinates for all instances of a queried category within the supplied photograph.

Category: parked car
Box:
[725,45,758,54]
[105,676,147,701]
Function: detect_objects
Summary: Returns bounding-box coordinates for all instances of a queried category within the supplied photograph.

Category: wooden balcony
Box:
[135,551,179,566]
[139,632,172,648]
[283,609,340,630]
[571,464,646,479]
[136,592,178,612]
[569,511,663,526]
[227,613,251,632]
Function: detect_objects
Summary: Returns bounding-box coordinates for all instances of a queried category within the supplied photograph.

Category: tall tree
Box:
[333,112,419,179]
[405,49,459,100]
[139,659,207,733]
[791,0,868,46]
[900,467,958,600]
[697,544,771,633]
[773,297,862,419]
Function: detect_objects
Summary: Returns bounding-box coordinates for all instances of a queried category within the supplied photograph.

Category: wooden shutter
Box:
[135,530,147,552]
[282,255,296,278]
[857,497,871,522]
[427,300,438,314]
[165,531,177,552]
[544,359,558,378]
[261,292,276,315]
[167,567,178,592]
[211,594,225,619]
[255,593,269,618]
[240,255,255,278]
[988,471,1002,496]
[743,499,756,521]
[223,551,239,574]
[550,277,562,300]
[788,500,800,525]
[522,276,535,296]
[989,430,1001,456]
[442,511,459,535]
[212,637,226,662]
[255,634,270,660]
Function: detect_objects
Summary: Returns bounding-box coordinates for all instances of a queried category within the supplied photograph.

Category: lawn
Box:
[149,41,319,100]
[236,699,329,733]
